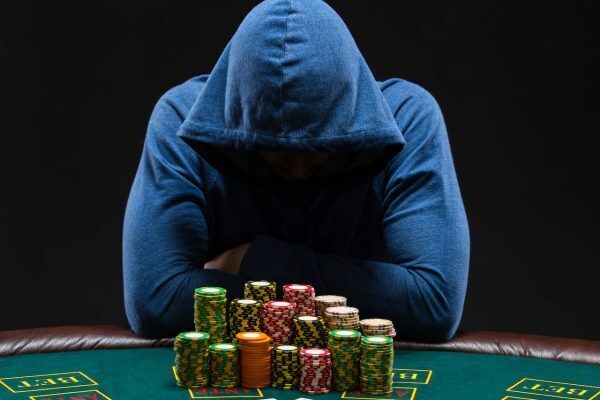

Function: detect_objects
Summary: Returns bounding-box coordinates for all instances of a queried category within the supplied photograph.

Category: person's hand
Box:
[204,242,252,275]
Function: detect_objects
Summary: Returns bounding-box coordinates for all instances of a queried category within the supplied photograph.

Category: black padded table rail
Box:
[1,326,599,365]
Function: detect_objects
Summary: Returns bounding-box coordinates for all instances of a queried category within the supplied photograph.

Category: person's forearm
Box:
[239,234,468,342]
[124,264,247,338]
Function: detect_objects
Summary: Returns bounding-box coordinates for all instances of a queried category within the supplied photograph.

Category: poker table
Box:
[1,326,599,400]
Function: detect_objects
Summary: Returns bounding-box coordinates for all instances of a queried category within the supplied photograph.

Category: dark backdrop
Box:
[1,1,599,340]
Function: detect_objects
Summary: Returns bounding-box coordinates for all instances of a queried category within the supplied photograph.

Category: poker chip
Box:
[244,281,276,303]
[359,318,397,338]
[229,298,263,339]
[236,332,272,388]
[194,287,228,344]
[298,348,332,394]
[180,281,396,397]
[209,343,240,388]
[324,306,360,331]
[272,344,300,390]
[173,331,210,388]
[262,301,296,345]
[359,336,394,395]
[327,329,361,391]
[283,284,316,316]
[292,315,328,348]
[314,295,347,320]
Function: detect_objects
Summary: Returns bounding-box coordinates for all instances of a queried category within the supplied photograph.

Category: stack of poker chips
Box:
[194,287,228,343]
[325,306,360,331]
[262,301,296,345]
[299,348,332,394]
[244,281,276,303]
[236,332,272,388]
[359,336,394,395]
[327,329,361,391]
[208,343,240,388]
[314,295,347,320]
[229,298,263,339]
[292,315,328,348]
[283,284,316,315]
[173,332,210,388]
[272,344,300,390]
[359,318,397,338]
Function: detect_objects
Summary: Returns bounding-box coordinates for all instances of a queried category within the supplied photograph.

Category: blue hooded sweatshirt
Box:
[122,0,470,341]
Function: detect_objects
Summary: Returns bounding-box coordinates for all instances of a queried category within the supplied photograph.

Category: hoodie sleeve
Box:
[239,88,470,343]
[122,93,247,338]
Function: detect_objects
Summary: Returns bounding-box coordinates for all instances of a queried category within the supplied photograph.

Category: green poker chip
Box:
[173,331,211,388]
[359,335,394,395]
[194,287,228,344]
[208,342,239,388]
[328,329,361,391]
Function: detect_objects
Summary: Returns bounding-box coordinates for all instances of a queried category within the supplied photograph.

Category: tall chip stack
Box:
[173,332,210,388]
[262,301,296,345]
[272,344,300,390]
[292,315,328,348]
[359,319,397,338]
[314,295,347,320]
[194,287,228,343]
[359,336,394,395]
[283,284,316,315]
[229,298,263,339]
[327,329,361,391]
[299,348,332,394]
[324,306,360,331]
[208,343,239,388]
[236,332,272,388]
[244,281,276,303]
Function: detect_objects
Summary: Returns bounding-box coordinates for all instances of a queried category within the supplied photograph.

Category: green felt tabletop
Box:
[0,347,599,400]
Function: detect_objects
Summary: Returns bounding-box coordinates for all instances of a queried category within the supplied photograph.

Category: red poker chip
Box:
[300,383,331,387]
[283,284,316,317]
[300,390,331,394]
[300,375,330,380]
[298,345,332,393]
[266,300,295,307]
[300,348,329,354]
[301,369,332,374]
[283,284,314,291]
[301,369,331,374]
[301,380,331,385]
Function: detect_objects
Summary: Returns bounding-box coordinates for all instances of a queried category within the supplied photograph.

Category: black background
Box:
[1,1,599,339]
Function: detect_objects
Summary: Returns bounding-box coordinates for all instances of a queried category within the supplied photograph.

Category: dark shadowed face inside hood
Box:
[176,0,406,188]
[211,145,391,181]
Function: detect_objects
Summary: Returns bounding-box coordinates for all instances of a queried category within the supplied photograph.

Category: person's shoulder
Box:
[154,74,209,119]
[378,77,442,123]
[378,77,445,138]
[141,75,209,154]
[145,74,209,146]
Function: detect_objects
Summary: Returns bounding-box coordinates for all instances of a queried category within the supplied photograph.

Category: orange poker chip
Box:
[237,332,268,340]
[236,331,273,388]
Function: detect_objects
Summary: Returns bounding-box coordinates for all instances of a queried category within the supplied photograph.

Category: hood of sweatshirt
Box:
[176,0,406,188]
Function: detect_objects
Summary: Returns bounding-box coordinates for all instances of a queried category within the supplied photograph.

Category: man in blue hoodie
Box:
[122,0,470,341]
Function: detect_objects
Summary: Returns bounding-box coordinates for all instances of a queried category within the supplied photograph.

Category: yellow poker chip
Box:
[292,315,327,348]
[272,344,300,389]
[229,298,263,339]
[244,280,276,303]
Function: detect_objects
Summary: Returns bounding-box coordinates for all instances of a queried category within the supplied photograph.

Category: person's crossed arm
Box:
[123,85,469,341]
